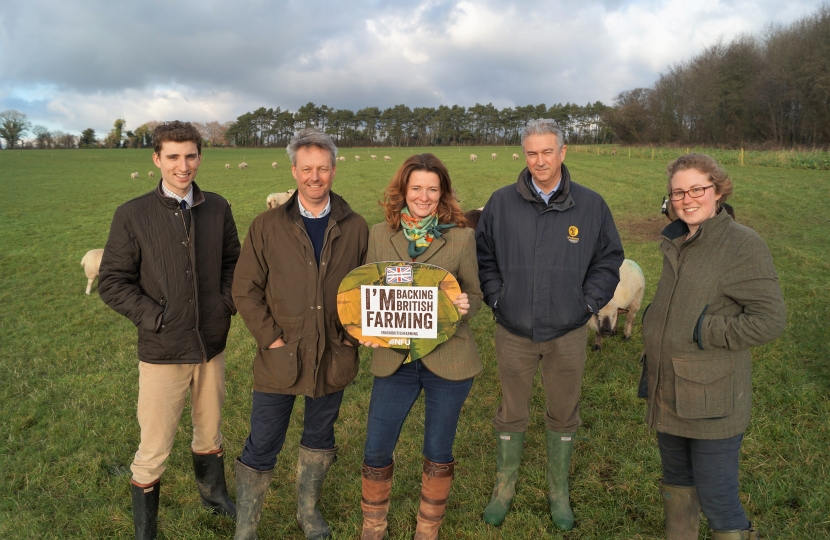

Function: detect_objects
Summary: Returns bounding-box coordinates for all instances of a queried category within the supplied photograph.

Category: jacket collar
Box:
[516,164,575,211]
[388,224,446,264]
[284,190,352,222]
[154,180,205,208]
[661,205,732,243]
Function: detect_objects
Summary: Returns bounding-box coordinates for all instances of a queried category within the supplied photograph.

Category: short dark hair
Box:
[153,121,202,155]
[381,153,466,230]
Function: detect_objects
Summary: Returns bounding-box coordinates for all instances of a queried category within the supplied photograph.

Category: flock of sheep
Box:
[469,153,521,161]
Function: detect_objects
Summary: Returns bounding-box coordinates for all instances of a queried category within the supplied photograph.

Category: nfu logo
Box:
[385,265,413,284]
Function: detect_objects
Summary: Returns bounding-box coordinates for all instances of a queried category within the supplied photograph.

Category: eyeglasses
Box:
[669,185,716,201]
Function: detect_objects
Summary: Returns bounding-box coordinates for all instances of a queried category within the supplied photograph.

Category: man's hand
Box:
[453,292,470,316]
[268,337,286,349]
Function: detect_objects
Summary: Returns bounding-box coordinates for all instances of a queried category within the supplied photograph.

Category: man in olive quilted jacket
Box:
[98,121,240,539]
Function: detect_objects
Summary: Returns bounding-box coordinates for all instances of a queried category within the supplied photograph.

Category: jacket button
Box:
[189,299,192,302]
[175,212,178,216]
[182,241,186,245]
[317,306,321,309]
[161,324,165,329]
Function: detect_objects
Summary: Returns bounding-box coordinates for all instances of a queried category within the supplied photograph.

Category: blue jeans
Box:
[363,360,473,468]
[657,431,751,531]
[240,390,344,471]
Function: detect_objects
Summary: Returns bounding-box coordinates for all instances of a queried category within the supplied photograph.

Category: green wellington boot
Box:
[233,458,273,540]
[660,481,700,540]
[545,430,576,531]
[482,431,525,526]
[296,445,338,539]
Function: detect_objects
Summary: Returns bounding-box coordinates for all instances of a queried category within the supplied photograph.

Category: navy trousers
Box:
[657,431,751,531]
[240,390,344,471]
[363,360,473,468]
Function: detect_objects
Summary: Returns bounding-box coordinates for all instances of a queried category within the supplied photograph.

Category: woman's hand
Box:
[453,292,470,316]
[268,337,286,349]
[358,339,381,349]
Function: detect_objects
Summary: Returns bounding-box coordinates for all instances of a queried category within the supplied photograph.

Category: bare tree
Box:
[32,125,54,149]
[0,110,31,149]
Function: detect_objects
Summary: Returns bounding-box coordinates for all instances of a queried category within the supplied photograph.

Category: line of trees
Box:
[223,101,611,148]
[607,4,830,147]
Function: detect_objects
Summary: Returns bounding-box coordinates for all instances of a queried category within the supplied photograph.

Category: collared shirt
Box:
[162,183,194,208]
[532,178,561,205]
[297,196,331,219]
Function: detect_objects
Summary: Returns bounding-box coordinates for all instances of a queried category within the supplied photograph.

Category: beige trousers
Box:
[493,324,587,433]
[130,352,226,485]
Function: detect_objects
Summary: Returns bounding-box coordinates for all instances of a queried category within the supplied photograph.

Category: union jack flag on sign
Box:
[385,265,413,284]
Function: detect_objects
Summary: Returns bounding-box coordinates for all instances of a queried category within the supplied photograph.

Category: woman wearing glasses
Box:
[641,153,786,540]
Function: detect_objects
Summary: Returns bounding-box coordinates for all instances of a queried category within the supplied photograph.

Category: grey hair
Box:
[521,119,566,151]
[286,128,338,166]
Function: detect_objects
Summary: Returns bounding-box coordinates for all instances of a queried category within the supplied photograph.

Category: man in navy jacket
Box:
[476,118,623,531]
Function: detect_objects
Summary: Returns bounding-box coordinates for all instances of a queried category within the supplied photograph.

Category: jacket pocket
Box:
[325,338,358,387]
[672,357,734,419]
[258,339,301,389]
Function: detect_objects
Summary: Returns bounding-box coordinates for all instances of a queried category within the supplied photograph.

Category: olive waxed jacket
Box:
[366,223,483,381]
[642,209,786,439]
[232,191,368,398]
[98,181,240,364]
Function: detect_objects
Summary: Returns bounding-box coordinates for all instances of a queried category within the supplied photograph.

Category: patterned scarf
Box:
[400,207,455,259]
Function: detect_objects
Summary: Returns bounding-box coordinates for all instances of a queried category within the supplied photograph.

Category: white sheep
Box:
[384,156,391,162]
[130,172,138,179]
[272,162,277,169]
[491,153,497,160]
[355,156,361,162]
[80,249,105,295]
[266,189,296,209]
[238,162,249,170]
[148,171,155,178]
[370,155,377,161]
[512,153,520,161]
[338,156,346,162]
[225,163,230,169]
[586,259,645,351]
[470,154,477,162]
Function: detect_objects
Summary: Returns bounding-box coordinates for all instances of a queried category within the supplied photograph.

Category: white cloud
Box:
[0,0,825,133]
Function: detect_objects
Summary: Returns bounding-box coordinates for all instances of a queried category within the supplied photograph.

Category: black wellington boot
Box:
[131,479,160,540]
[192,449,237,517]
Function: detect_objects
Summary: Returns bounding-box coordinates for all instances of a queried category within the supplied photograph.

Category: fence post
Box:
[740,148,744,166]
[651,148,655,160]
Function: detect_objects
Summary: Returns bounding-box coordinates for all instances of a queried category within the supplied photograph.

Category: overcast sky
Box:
[0,0,824,136]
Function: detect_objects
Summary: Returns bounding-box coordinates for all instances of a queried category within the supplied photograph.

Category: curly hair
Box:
[382,153,467,230]
[152,121,202,155]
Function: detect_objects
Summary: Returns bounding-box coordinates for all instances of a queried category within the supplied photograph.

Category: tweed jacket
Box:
[641,209,786,439]
[366,222,483,381]
[99,181,240,364]
[232,191,368,398]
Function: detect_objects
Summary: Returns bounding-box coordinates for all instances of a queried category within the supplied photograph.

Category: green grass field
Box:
[1,147,827,539]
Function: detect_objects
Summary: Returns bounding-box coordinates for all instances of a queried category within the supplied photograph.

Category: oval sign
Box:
[337,261,462,360]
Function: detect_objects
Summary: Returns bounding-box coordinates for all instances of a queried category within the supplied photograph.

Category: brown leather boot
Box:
[660,481,700,540]
[360,461,394,540]
[414,459,454,540]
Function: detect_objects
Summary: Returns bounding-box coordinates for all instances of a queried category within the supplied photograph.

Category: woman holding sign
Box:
[358,153,482,540]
